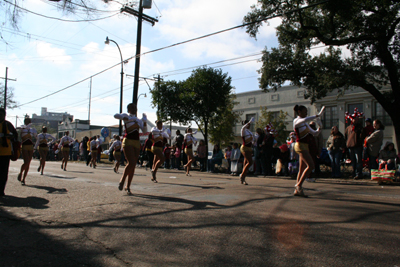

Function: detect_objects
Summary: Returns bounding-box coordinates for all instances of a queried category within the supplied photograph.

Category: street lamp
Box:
[137,93,147,101]
[105,36,124,136]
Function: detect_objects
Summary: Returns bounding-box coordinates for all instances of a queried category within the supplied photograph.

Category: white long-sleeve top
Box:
[184,133,197,147]
[20,123,37,144]
[114,113,146,136]
[34,133,56,149]
[151,127,170,147]
[241,121,254,146]
[109,140,122,151]
[293,115,320,139]
[90,139,102,151]
[59,135,74,148]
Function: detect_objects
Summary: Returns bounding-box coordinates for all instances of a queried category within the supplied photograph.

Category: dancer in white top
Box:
[114,103,147,194]
[150,121,171,183]
[59,131,74,171]
[239,117,255,185]
[89,136,102,169]
[34,126,56,175]
[109,135,122,173]
[292,105,325,197]
[183,127,197,176]
[17,117,37,185]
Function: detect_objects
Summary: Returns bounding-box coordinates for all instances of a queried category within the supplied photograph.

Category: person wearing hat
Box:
[363,118,374,137]
[379,141,397,170]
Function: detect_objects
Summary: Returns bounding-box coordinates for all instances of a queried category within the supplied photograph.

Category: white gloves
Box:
[142,113,147,122]
[249,117,255,123]
[318,106,325,117]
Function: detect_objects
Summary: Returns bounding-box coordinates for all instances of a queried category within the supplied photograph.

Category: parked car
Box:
[101,149,110,159]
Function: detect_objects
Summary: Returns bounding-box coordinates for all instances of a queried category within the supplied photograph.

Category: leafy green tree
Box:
[244,0,400,150]
[255,107,288,145]
[151,80,191,124]
[0,83,18,110]
[208,95,239,147]
[181,67,234,153]
[150,67,235,164]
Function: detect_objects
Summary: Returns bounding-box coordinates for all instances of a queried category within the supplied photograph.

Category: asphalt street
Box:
[1,160,399,267]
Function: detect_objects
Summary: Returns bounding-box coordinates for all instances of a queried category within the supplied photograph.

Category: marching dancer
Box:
[17,117,37,185]
[0,108,18,197]
[59,131,74,171]
[150,121,170,183]
[292,105,325,197]
[34,126,56,175]
[239,117,255,185]
[183,127,197,176]
[89,135,102,168]
[109,135,122,173]
[114,103,147,194]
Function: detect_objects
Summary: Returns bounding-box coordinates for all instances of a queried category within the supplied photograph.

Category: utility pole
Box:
[0,67,17,110]
[120,1,158,105]
[88,77,92,123]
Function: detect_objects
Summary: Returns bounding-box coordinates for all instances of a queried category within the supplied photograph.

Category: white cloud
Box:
[35,41,72,65]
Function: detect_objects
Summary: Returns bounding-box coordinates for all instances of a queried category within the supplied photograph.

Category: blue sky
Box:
[1,0,281,128]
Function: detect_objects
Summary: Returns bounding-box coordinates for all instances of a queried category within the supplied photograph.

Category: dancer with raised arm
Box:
[34,126,56,175]
[109,135,122,173]
[59,131,74,171]
[293,105,325,197]
[239,117,255,185]
[151,121,171,183]
[17,117,37,185]
[183,127,197,176]
[114,103,147,194]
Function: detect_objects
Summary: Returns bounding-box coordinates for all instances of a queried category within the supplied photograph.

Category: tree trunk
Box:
[205,121,208,171]
[391,116,400,155]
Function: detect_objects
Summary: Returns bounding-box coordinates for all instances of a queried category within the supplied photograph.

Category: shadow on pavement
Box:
[26,185,68,194]
[0,207,106,267]
[160,182,224,190]
[0,195,49,209]
[46,174,76,180]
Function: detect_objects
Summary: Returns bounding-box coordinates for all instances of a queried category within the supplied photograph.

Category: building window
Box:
[271,111,279,121]
[246,114,256,132]
[375,103,392,126]
[323,106,339,129]
[270,94,279,101]
[297,90,304,98]
[248,97,255,104]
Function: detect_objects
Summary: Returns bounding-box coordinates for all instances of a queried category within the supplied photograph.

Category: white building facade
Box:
[233,85,395,148]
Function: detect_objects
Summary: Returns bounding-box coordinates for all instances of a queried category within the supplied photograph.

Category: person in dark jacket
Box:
[345,117,365,179]
[326,126,346,178]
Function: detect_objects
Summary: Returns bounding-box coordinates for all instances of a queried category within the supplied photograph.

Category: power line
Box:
[3,0,120,22]
[17,1,329,107]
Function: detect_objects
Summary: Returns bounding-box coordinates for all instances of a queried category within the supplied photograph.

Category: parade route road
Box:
[1,160,400,266]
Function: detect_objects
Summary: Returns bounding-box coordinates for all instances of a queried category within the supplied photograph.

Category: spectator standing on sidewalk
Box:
[365,119,384,172]
[326,126,346,178]
[345,112,365,180]
[197,140,207,172]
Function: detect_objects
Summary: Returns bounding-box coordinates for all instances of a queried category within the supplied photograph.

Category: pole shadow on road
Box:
[45,174,77,180]
[26,185,68,194]
[0,195,49,209]
[160,182,224,190]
